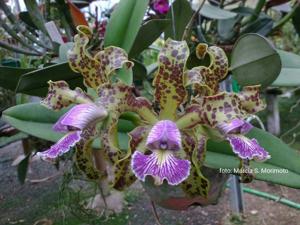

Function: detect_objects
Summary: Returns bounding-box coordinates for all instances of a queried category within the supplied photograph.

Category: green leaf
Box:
[19,11,38,30]
[292,6,300,36]
[3,103,135,145]
[2,103,66,142]
[164,0,193,40]
[24,0,49,36]
[200,4,237,20]
[231,33,281,88]
[241,14,273,36]
[17,154,30,184]
[16,62,84,96]
[104,0,149,53]
[0,67,34,91]
[272,50,300,86]
[205,128,300,188]
[129,19,170,58]
[132,59,147,83]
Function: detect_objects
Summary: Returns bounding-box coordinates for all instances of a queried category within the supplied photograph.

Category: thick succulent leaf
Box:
[272,50,300,86]
[0,67,34,91]
[68,26,133,89]
[205,128,300,188]
[104,0,149,53]
[129,19,170,58]
[200,4,237,20]
[41,80,93,110]
[16,62,84,97]
[164,0,193,40]
[231,34,281,88]
[2,103,133,156]
[153,39,189,120]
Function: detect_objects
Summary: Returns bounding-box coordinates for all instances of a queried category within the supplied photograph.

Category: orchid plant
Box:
[37,25,270,204]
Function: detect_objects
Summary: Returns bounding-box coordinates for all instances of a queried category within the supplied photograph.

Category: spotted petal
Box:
[68,25,133,89]
[53,103,107,132]
[153,39,189,120]
[99,83,157,164]
[41,80,93,110]
[227,134,271,161]
[177,92,247,129]
[238,85,265,113]
[37,131,81,160]
[185,44,228,96]
[146,120,181,151]
[131,151,191,186]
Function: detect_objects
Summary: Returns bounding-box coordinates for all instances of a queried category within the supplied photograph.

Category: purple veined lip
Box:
[37,131,82,161]
[227,134,271,161]
[131,150,191,186]
[146,120,182,151]
[218,118,253,135]
[131,120,190,186]
[53,103,107,132]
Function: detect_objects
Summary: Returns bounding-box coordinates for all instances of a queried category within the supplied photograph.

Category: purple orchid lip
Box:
[53,103,107,132]
[227,135,271,161]
[37,131,82,161]
[218,118,253,135]
[146,120,182,151]
[131,150,190,186]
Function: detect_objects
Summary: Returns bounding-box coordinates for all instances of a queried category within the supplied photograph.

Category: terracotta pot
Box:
[142,167,229,210]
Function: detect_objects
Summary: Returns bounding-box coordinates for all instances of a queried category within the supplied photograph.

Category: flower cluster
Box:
[38,25,270,198]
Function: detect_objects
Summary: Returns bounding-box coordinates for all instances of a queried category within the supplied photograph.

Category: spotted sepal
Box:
[75,127,105,180]
[111,126,149,190]
[153,39,189,120]
[68,25,133,89]
[41,80,93,110]
[180,131,209,198]
[98,84,157,165]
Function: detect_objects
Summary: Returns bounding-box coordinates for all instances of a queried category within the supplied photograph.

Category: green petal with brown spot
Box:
[75,139,106,180]
[238,85,265,113]
[98,83,157,164]
[188,44,229,95]
[68,25,133,89]
[177,92,248,129]
[41,80,93,110]
[180,131,209,198]
[153,39,189,120]
[112,126,149,191]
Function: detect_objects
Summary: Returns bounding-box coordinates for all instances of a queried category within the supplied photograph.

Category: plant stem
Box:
[182,0,206,41]
[151,201,163,225]
[271,2,300,32]
[0,40,43,56]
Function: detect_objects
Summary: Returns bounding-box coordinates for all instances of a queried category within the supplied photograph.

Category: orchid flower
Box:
[151,0,169,14]
[39,25,270,199]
